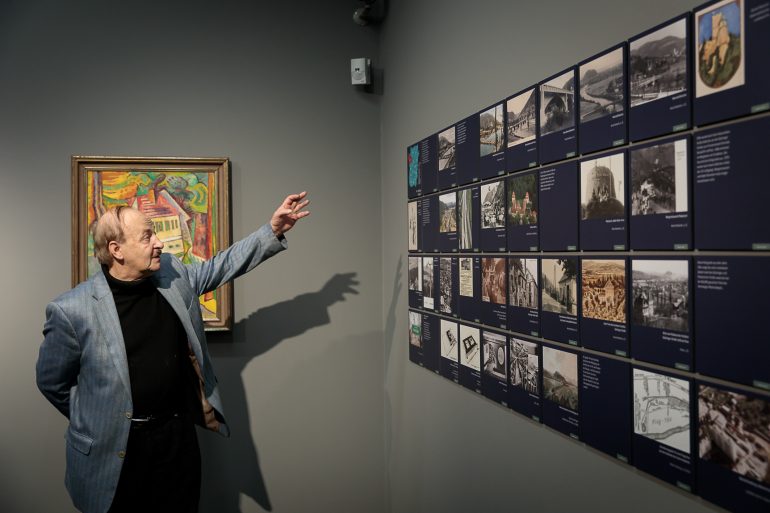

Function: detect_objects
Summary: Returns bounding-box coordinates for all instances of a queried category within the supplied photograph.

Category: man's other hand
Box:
[271,191,310,237]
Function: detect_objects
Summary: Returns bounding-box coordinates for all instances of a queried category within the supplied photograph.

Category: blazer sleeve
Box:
[186,223,288,296]
[36,301,81,418]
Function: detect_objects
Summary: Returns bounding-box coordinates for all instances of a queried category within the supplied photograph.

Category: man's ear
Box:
[108,240,123,262]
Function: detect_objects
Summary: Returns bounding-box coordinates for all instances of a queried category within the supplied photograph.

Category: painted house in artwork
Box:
[132,190,193,259]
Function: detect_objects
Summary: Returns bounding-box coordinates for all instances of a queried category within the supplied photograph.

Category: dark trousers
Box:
[108,415,201,513]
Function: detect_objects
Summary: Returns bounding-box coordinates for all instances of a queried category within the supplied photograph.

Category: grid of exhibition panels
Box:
[406,2,770,512]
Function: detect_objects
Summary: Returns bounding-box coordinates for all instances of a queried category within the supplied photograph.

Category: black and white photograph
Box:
[695,0,745,99]
[459,257,474,297]
[507,173,538,226]
[698,385,770,485]
[507,88,537,147]
[481,180,505,229]
[633,368,690,454]
[541,258,578,315]
[509,258,539,309]
[460,324,481,371]
[439,257,454,314]
[582,259,626,323]
[630,139,688,215]
[482,331,507,380]
[510,338,539,394]
[580,47,625,122]
[480,103,505,157]
[543,346,578,411]
[440,319,459,362]
[630,18,688,107]
[408,256,422,292]
[540,71,575,136]
[632,259,688,332]
[408,201,418,250]
[458,188,474,249]
[439,192,457,233]
[423,257,435,309]
[481,257,506,305]
[438,126,456,171]
[581,153,625,220]
[409,311,422,348]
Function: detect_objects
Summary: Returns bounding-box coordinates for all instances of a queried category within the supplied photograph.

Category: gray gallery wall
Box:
[0,1,385,512]
[379,1,720,512]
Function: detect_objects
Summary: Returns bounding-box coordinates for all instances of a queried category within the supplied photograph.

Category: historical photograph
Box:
[460,324,481,371]
[480,103,505,157]
[459,257,474,297]
[507,173,538,226]
[510,338,539,395]
[458,188,474,249]
[541,258,577,315]
[481,257,506,305]
[699,385,770,484]
[509,258,539,310]
[695,0,744,98]
[439,257,454,314]
[630,18,688,107]
[409,311,422,348]
[438,126,456,171]
[439,192,457,233]
[408,256,422,292]
[582,259,626,323]
[507,88,537,148]
[482,331,507,380]
[408,201,418,250]
[408,143,420,188]
[581,153,625,221]
[540,71,575,136]
[440,319,459,362]
[634,369,691,454]
[632,259,689,332]
[481,180,505,229]
[630,139,688,216]
[423,257,434,309]
[543,346,578,411]
[580,47,625,122]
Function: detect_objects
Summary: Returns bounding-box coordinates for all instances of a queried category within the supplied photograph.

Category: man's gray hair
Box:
[92,206,130,266]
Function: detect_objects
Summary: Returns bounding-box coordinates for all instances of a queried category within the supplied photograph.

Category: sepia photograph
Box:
[438,126,456,171]
[440,319,459,361]
[695,0,744,98]
[580,47,625,122]
[480,103,505,157]
[408,201,418,250]
[408,256,422,292]
[408,143,420,188]
[630,18,688,107]
[632,259,689,332]
[630,139,688,216]
[439,257,454,314]
[543,346,578,411]
[634,369,691,454]
[507,173,538,226]
[439,192,457,233]
[460,324,481,370]
[458,188,474,249]
[409,311,422,348]
[581,153,625,221]
[481,257,506,305]
[698,385,770,484]
[423,257,434,309]
[483,331,507,380]
[540,71,575,136]
[459,257,474,297]
[509,258,539,309]
[507,88,537,148]
[510,338,539,395]
[481,180,505,229]
[541,258,578,315]
[582,259,626,323]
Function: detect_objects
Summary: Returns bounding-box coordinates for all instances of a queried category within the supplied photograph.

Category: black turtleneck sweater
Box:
[104,268,196,417]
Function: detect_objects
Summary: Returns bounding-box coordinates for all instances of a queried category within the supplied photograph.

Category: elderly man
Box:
[36,192,309,513]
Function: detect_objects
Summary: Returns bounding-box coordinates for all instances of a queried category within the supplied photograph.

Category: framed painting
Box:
[71,156,233,330]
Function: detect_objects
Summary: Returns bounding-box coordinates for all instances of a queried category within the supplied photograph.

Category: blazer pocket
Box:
[66,428,93,455]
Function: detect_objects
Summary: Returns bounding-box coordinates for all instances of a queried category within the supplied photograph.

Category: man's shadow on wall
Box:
[198,273,359,513]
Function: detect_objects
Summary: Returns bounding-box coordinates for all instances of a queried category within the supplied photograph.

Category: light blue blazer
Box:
[36,223,286,513]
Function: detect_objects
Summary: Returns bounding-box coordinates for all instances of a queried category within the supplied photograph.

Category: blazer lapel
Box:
[91,272,132,399]
[153,267,205,366]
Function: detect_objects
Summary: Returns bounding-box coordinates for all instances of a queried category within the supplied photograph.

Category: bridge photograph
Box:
[540,71,575,135]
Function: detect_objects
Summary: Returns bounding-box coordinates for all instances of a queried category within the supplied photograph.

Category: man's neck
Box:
[107,265,152,282]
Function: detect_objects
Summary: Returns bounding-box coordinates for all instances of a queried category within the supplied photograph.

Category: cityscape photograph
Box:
[630,18,687,107]
[541,258,578,315]
[582,259,626,323]
[632,259,689,332]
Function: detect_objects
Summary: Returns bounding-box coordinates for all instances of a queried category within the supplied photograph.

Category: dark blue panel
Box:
[508,336,542,422]
[457,185,481,252]
[481,330,509,406]
[458,256,481,323]
[438,318,461,383]
[539,161,579,251]
[438,257,459,318]
[407,256,423,308]
[480,256,507,330]
[408,310,423,366]
[437,126,459,190]
[459,323,482,393]
[419,196,439,253]
[581,355,632,462]
[507,257,540,337]
[542,344,581,439]
[457,115,481,185]
[421,257,438,312]
[437,190,458,253]
[421,313,440,373]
